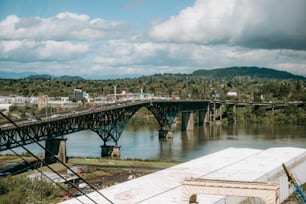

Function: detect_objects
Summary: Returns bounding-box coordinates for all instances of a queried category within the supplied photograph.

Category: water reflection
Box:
[158,137,174,160]
[2,124,306,162]
[151,124,306,161]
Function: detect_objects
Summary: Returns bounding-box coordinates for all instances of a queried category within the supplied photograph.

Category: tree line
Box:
[0,73,305,124]
[0,74,305,101]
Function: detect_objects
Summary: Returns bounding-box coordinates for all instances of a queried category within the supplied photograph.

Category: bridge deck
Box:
[60,147,306,204]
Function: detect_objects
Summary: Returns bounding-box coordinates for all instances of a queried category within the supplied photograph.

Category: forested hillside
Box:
[192,67,305,80]
[1,67,305,125]
[0,69,305,103]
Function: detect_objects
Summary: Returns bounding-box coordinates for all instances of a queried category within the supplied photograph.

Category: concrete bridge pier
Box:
[100,145,115,157]
[233,104,237,124]
[198,110,206,126]
[45,138,67,164]
[101,145,113,157]
[204,104,210,124]
[100,145,121,158]
[181,111,194,131]
[111,146,121,158]
[205,103,224,125]
[159,129,169,138]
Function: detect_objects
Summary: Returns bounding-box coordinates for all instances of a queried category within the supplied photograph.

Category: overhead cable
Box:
[9,148,86,204]
[0,111,113,204]
[0,126,97,204]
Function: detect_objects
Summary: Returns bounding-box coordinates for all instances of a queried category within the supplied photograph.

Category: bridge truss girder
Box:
[90,105,140,145]
[146,102,181,129]
[0,101,210,152]
[0,104,143,151]
[146,101,209,130]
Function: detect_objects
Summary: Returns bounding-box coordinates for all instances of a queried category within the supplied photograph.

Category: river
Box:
[7,124,305,162]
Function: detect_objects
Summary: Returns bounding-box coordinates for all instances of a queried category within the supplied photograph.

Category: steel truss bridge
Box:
[0,100,215,156]
[0,100,303,157]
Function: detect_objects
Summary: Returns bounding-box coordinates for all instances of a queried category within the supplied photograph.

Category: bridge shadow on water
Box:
[1,124,306,163]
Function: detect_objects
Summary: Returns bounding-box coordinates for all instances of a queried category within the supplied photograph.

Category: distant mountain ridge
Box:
[0,67,305,80]
[192,67,305,80]
[0,72,84,80]
[27,74,84,80]
[0,71,127,80]
[0,71,37,79]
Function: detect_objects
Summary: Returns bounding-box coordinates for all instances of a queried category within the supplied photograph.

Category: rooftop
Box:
[60,147,306,204]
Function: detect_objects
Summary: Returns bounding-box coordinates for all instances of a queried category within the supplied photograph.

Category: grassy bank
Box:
[0,155,180,203]
[68,157,179,168]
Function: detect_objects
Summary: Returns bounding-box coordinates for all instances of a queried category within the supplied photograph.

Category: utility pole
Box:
[114,85,117,102]
[45,103,48,119]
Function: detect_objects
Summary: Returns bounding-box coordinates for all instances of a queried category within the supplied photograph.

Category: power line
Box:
[0,111,113,204]
[9,148,86,204]
[1,127,97,204]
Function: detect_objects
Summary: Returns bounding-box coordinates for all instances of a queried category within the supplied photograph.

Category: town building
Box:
[38,95,48,109]
[68,89,89,102]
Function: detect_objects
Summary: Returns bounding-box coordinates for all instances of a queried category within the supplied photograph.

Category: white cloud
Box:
[0,8,306,78]
[0,12,121,64]
[2,39,306,77]
[93,39,219,68]
[275,63,306,76]
[0,40,88,61]
[1,60,92,76]
[150,0,306,50]
[56,12,90,21]
[0,12,129,41]
[91,39,306,76]
[0,40,23,53]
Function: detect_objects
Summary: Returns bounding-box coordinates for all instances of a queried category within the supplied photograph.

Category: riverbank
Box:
[1,154,306,203]
[0,155,180,202]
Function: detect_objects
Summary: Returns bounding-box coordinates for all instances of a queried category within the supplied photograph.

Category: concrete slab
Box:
[60,147,306,204]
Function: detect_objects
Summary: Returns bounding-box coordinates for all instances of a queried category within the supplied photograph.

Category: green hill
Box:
[26,75,84,80]
[58,75,84,80]
[27,74,53,79]
[192,67,305,80]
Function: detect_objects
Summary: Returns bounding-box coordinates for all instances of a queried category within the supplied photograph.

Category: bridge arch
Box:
[0,100,211,157]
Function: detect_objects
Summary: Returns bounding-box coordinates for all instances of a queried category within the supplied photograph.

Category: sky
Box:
[0,0,306,78]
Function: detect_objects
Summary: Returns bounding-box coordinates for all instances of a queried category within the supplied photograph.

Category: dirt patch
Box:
[90,169,153,187]
[67,167,155,196]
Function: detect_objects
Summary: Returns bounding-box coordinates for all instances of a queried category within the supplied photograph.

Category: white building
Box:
[38,95,48,109]
[60,147,306,204]
[227,91,237,97]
